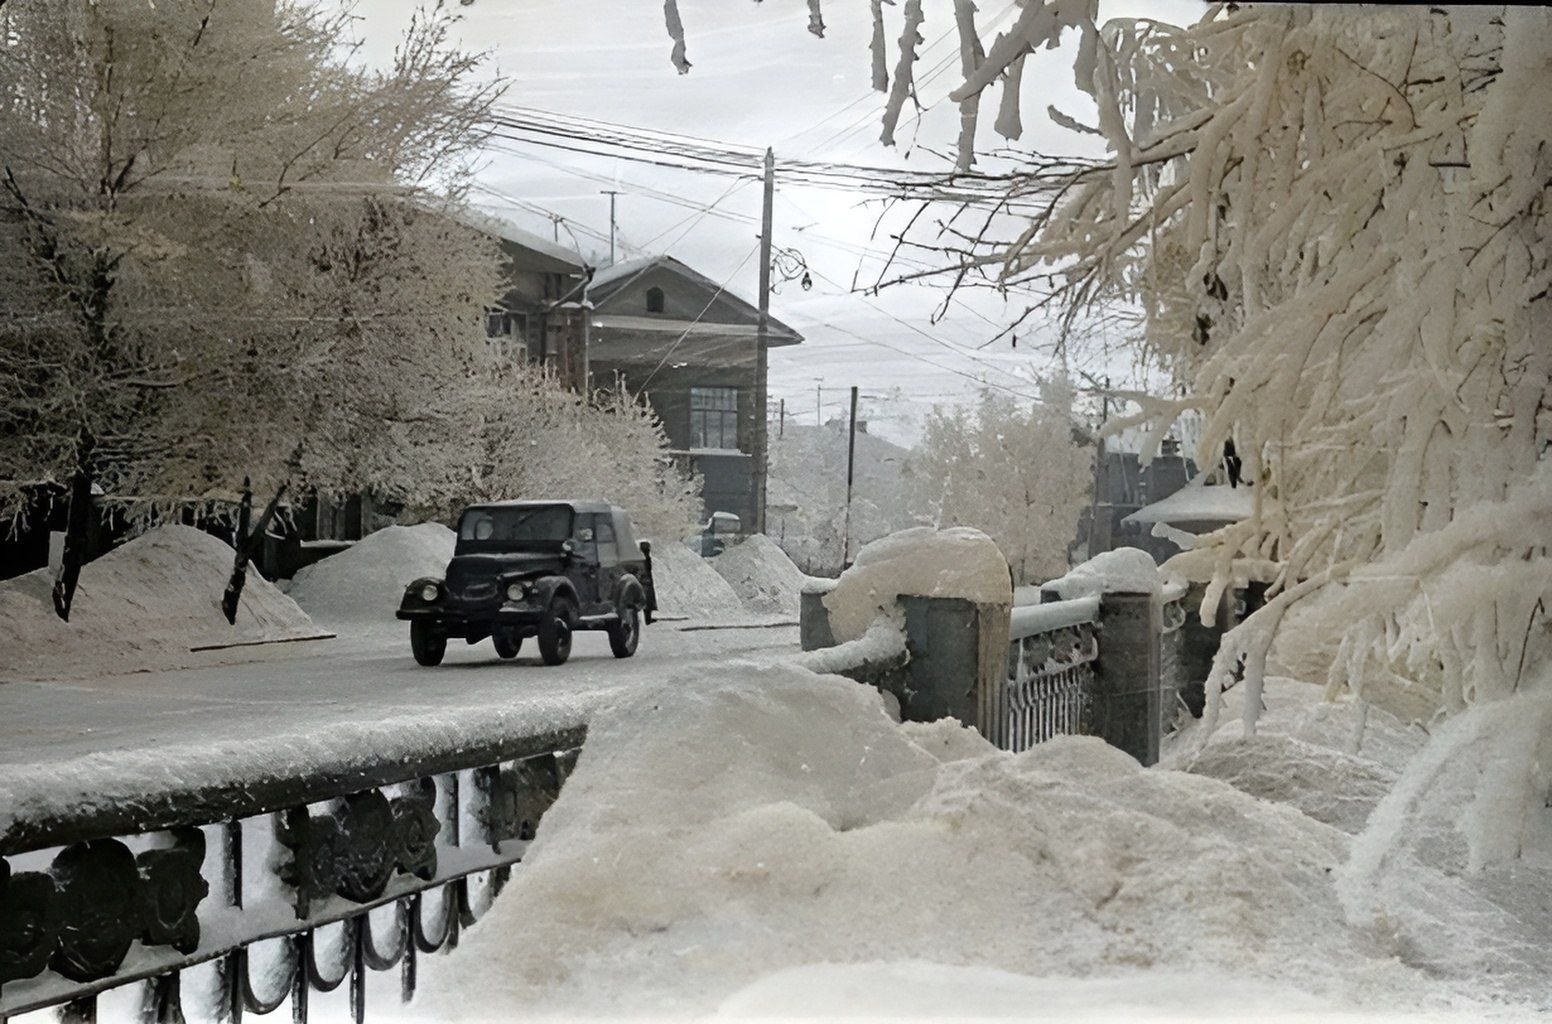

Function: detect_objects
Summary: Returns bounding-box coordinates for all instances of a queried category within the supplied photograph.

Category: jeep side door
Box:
[568,514,606,614]
[594,513,625,608]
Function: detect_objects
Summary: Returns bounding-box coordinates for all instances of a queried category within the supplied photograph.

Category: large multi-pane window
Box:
[690,386,739,450]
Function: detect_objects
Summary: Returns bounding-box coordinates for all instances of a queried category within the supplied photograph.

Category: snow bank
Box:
[1337,685,1552,992]
[1164,677,1427,834]
[1045,546,1163,599]
[415,665,1527,1018]
[821,527,1012,643]
[648,541,744,620]
[0,526,322,681]
[286,523,455,626]
[708,533,805,617]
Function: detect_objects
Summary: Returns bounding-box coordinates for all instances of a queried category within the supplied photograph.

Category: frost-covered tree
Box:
[0,0,502,611]
[905,385,1089,585]
[434,363,702,541]
[859,4,1550,738]
[767,419,916,575]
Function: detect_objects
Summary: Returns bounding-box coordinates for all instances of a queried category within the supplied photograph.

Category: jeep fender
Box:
[530,575,578,610]
[615,574,646,611]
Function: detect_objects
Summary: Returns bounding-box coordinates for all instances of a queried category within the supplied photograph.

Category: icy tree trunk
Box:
[51,431,95,623]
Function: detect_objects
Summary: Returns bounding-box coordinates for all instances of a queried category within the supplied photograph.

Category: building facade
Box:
[585,256,802,530]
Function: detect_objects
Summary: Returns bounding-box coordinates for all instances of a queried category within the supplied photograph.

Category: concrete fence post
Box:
[1093,591,1163,766]
[896,596,1011,738]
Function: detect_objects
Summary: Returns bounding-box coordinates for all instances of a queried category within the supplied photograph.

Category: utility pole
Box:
[1087,375,1111,557]
[600,190,621,264]
[842,385,859,567]
[779,398,785,438]
[752,147,774,535]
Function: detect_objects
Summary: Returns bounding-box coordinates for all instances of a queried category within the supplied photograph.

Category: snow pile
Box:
[0,526,322,681]
[287,523,455,626]
[416,665,1534,1019]
[1045,546,1163,599]
[1164,677,1428,834]
[708,533,806,617]
[821,527,1012,643]
[648,540,744,620]
[1337,686,1552,991]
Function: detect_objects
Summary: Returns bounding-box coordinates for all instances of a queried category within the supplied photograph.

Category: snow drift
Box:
[708,533,805,617]
[0,526,322,681]
[647,540,743,620]
[286,522,455,627]
[415,665,1538,1019]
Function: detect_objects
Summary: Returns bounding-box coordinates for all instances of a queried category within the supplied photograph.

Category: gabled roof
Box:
[588,254,803,345]
[453,208,591,275]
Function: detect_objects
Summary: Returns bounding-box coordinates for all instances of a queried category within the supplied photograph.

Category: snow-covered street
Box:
[0,620,798,839]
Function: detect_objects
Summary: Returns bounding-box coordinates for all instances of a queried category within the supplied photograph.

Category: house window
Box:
[646,287,665,313]
[485,310,529,363]
[690,386,739,450]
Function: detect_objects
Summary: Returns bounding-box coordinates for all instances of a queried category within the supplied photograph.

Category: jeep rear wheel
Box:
[537,597,575,666]
[493,626,522,659]
[410,620,446,667]
[608,605,640,659]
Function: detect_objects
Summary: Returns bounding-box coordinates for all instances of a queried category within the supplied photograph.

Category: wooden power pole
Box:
[752,147,774,534]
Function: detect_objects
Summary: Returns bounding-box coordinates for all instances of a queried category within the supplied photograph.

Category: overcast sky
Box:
[353,0,1202,444]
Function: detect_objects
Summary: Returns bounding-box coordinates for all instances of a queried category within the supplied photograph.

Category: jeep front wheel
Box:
[608,605,640,659]
[410,620,446,667]
[537,597,575,666]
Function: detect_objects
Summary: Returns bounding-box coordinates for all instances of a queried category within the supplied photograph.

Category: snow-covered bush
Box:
[430,364,702,541]
[905,387,1089,585]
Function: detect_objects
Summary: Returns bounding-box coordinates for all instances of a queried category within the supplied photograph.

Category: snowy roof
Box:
[588,254,802,345]
[1122,478,1255,526]
[453,208,590,273]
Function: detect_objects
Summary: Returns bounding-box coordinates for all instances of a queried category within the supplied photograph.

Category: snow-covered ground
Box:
[398,666,1548,1021]
[6,527,1547,1022]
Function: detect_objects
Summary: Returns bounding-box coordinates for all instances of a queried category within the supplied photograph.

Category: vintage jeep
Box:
[396,501,656,667]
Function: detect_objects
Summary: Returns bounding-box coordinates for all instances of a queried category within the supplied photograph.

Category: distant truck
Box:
[683,510,742,557]
[396,501,655,667]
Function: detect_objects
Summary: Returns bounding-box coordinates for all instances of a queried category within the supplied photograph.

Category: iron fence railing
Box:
[0,727,585,1024]
[997,596,1102,752]
[995,583,1204,755]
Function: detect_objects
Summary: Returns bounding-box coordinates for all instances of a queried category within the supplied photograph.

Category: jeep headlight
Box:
[505,582,525,602]
[419,582,440,602]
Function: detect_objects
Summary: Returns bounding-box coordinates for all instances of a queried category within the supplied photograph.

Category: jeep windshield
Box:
[456,505,574,553]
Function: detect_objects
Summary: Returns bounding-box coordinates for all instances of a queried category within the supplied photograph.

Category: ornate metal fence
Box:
[995,583,1207,757]
[0,726,585,1023]
[1159,581,1190,734]
[998,596,1101,752]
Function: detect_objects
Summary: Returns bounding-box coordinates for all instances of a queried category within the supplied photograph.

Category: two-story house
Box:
[584,255,803,530]
[462,212,591,391]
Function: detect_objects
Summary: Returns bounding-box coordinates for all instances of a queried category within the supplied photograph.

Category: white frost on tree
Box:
[0,0,504,539]
[437,363,702,541]
[905,384,1089,585]
[930,4,1551,792]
